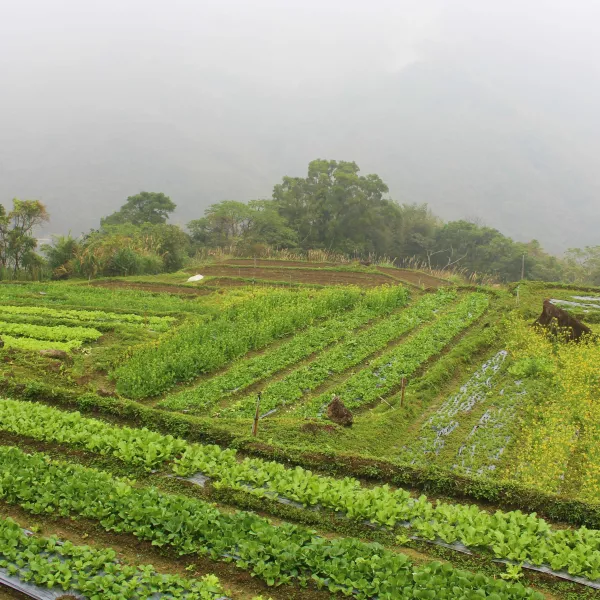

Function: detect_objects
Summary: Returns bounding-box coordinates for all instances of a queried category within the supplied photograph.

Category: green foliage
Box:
[0,399,186,470]
[101,191,176,226]
[188,199,297,251]
[113,286,365,398]
[41,234,80,277]
[5,373,600,532]
[0,320,102,342]
[0,303,174,331]
[0,198,49,279]
[563,246,600,286]
[431,222,564,282]
[298,292,490,415]
[5,396,600,584]
[0,280,207,315]
[0,334,81,352]
[273,159,395,254]
[159,285,410,412]
[502,564,525,582]
[0,445,544,599]
[224,289,457,418]
[0,517,225,599]
[509,356,556,378]
[45,222,191,278]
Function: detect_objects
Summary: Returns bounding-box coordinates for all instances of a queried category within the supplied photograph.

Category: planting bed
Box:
[0,274,599,599]
[188,265,394,286]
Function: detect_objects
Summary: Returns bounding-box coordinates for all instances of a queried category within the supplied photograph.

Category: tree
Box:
[272,159,392,254]
[243,200,297,249]
[188,200,297,250]
[188,201,253,246]
[42,234,81,278]
[564,246,600,285]
[395,203,440,261]
[42,222,191,279]
[0,199,49,276]
[101,192,176,226]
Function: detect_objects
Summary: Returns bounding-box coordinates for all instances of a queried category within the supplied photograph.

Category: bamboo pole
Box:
[252,392,261,437]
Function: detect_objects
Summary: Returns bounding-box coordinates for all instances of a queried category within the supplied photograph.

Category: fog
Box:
[1,0,599,251]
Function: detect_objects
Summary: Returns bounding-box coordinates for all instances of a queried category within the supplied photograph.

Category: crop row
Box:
[0,320,103,342]
[452,378,525,477]
[114,286,367,398]
[397,351,508,466]
[0,281,210,314]
[0,304,174,331]
[158,286,410,412]
[0,446,543,599]
[0,517,226,599]
[298,292,490,416]
[1,398,599,582]
[221,289,457,418]
[0,310,138,332]
[0,335,82,352]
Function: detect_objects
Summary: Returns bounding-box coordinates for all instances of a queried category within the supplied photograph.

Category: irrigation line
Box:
[178,471,600,590]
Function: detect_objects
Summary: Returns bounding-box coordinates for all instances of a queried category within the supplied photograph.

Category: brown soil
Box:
[191,265,393,287]
[301,422,339,435]
[0,587,29,600]
[224,258,340,268]
[377,267,452,288]
[89,280,212,296]
[204,277,304,289]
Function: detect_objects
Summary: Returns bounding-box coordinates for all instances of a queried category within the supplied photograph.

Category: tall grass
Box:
[0,266,49,282]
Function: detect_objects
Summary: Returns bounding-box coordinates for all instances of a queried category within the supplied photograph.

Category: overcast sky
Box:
[1,0,599,250]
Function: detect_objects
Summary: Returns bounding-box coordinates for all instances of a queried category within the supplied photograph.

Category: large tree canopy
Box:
[273,159,393,254]
[101,192,176,226]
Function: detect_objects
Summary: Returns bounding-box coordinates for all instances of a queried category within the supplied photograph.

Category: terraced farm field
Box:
[0,266,599,600]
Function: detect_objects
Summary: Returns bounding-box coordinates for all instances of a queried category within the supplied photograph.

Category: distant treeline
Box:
[3,160,599,284]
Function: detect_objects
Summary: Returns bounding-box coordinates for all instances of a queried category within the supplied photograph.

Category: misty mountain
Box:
[1,59,599,253]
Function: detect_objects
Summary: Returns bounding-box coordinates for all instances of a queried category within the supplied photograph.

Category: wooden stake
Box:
[252,392,261,437]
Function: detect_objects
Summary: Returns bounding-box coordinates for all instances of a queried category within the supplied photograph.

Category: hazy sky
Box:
[1,0,599,250]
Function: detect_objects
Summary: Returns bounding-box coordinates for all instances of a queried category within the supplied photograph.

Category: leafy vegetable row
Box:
[174,441,600,583]
[221,289,458,418]
[0,281,208,314]
[0,517,226,599]
[159,286,410,413]
[0,335,82,352]
[1,398,599,581]
[297,292,490,416]
[0,310,139,332]
[0,320,103,342]
[114,286,366,398]
[0,398,187,469]
[0,446,543,600]
[0,303,174,331]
